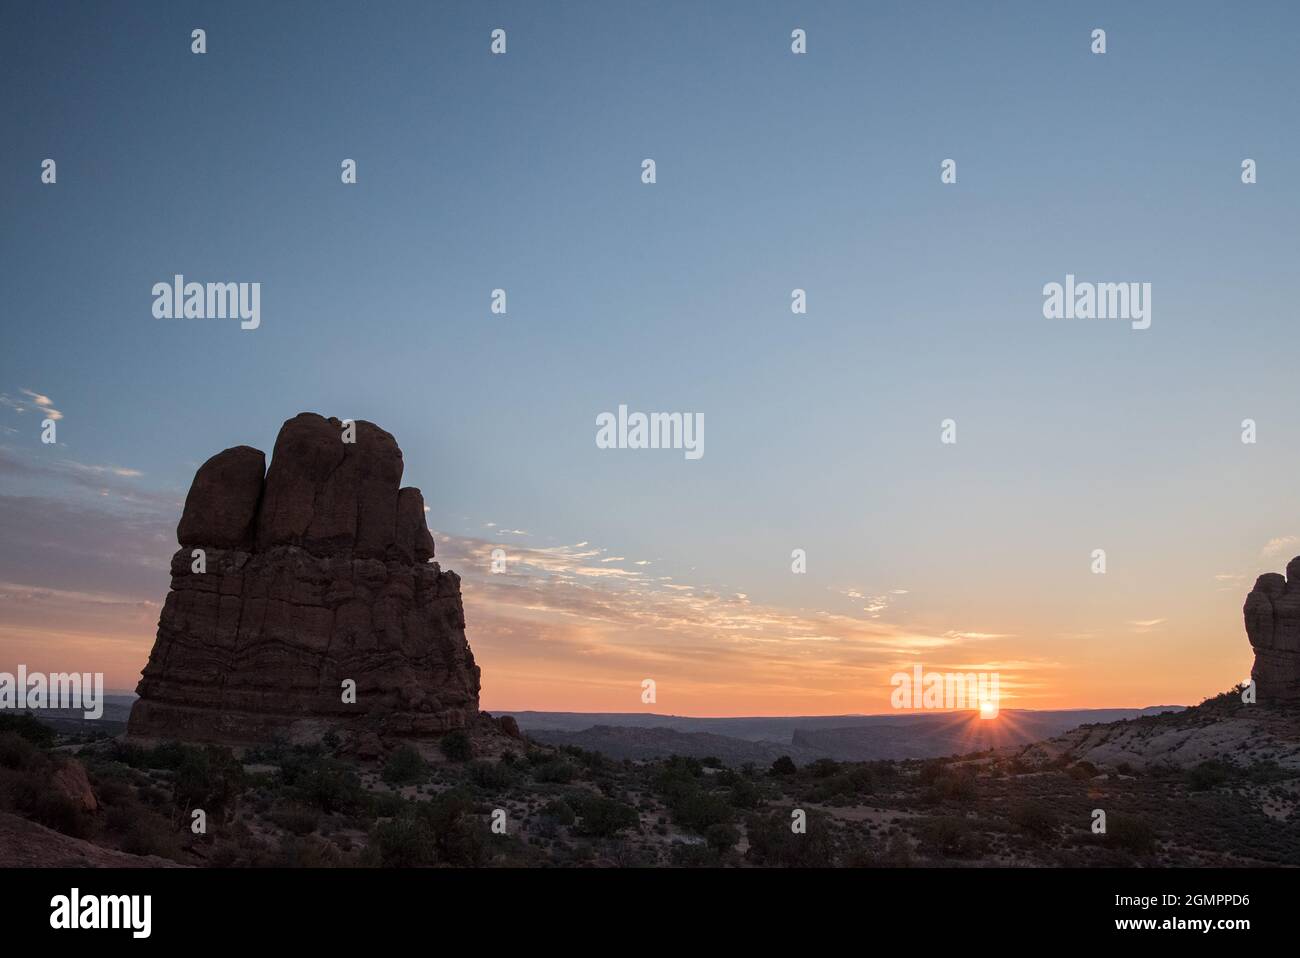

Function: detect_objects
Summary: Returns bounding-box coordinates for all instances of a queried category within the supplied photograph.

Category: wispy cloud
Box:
[435,532,1034,713]
[0,446,167,506]
[0,388,64,421]
[1129,618,1166,633]
[1261,536,1299,559]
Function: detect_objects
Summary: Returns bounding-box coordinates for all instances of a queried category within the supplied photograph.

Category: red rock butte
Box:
[126,413,481,746]
[1244,556,1300,703]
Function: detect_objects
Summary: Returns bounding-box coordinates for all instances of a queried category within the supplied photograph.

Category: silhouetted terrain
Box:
[518,707,1182,762]
[3,688,1295,868]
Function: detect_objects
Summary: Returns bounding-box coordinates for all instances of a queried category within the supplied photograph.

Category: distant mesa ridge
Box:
[1244,556,1300,701]
[126,412,481,745]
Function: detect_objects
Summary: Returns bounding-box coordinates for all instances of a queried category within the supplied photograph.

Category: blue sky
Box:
[1,1,1297,712]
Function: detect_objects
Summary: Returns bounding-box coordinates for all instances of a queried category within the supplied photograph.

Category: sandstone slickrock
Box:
[1244,557,1300,702]
[128,413,481,745]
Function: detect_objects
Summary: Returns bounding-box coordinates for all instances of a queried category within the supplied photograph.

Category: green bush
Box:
[469,760,516,790]
[121,811,183,860]
[705,822,740,853]
[1008,800,1057,841]
[369,815,438,867]
[671,789,733,833]
[918,816,986,859]
[0,732,41,770]
[770,756,797,777]
[172,746,244,820]
[1106,814,1156,854]
[112,740,194,771]
[540,798,576,827]
[269,802,321,836]
[414,790,487,865]
[571,794,638,838]
[278,750,366,814]
[809,758,841,779]
[382,745,430,787]
[670,841,717,867]
[1186,760,1232,791]
[728,776,763,809]
[439,730,474,763]
[744,808,835,866]
[0,712,55,748]
[533,760,577,784]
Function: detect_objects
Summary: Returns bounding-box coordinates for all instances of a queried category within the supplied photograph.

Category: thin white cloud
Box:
[1261,536,1299,558]
[20,388,63,421]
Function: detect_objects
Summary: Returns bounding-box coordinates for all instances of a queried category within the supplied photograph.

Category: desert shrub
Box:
[172,746,244,820]
[770,756,797,777]
[540,798,576,827]
[369,815,438,867]
[269,802,321,836]
[104,802,142,836]
[652,763,701,806]
[1106,814,1156,854]
[278,751,366,814]
[275,834,346,867]
[664,755,703,776]
[1009,800,1058,841]
[926,769,976,803]
[559,745,606,772]
[366,791,408,819]
[728,776,763,809]
[92,775,133,808]
[669,841,717,867]
[1068,760,1099,781]
[571,793,638,838]
[113,740,195,771]
[439,730,473,763]
[918,816,986,859]
[811,765,877,802]
[0,764,93,839]
[121,810,183,860]
[1245,760,1288,785]
[412,790,487,865]
[382,745,430,787]
[32,790,95,839]
[880,830,913,866]
[469,760,516,790]
[1186,760,1233,791]
[533,759,577,784]
[137,784,169,808]
[0,732,41,770]
[0,712,56,748]
[809,758,841,779]
[705,822,740,853]
[917,760,946,785]
[670,790,733,833]
[745,808,835,866]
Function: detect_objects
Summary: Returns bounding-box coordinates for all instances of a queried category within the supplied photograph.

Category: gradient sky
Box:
[2,1,1297,715]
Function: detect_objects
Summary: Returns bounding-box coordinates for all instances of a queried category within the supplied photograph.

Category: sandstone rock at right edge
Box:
[1244,557,1300,701]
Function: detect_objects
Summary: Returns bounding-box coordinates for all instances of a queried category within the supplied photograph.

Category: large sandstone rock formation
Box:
[1244,557,1300,702]
[127,413,481,746]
